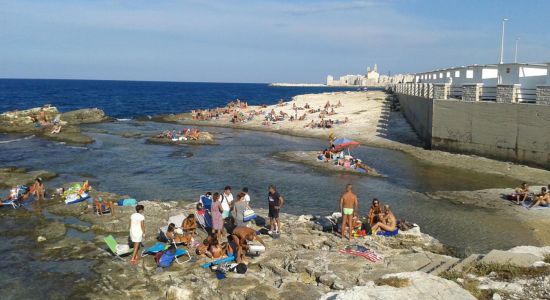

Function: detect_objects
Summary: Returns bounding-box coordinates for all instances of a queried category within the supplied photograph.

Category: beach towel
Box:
[243,209,256,222]
[117,198,137,206]
[200,255,235,269]
[377,228,399,237]
[338,245,382,263]
[522,201,550,210]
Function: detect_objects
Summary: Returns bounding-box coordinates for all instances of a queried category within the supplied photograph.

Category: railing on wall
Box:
[449,86,462,100]
[516,88,537,104]
[481,86,497,102]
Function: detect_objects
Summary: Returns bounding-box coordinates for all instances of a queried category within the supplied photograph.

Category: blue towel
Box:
[377,228,399,237]
[200,255,235,269]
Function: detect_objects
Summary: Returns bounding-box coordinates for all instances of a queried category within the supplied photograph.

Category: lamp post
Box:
[514,38,520,63]
[499,18,509,64]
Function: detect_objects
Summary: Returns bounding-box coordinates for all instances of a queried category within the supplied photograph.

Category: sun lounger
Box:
[1,199,19,209]
[141,242,191,264]
[104,235,133,260]
[200,255,235,269]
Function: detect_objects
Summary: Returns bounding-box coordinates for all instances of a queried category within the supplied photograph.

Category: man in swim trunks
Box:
[515,182,530,205]
[528,187,550,209]
[231,226,266,263]
[340,184,358,240]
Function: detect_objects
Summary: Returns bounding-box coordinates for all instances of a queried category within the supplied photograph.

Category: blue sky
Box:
[1,0,549,83]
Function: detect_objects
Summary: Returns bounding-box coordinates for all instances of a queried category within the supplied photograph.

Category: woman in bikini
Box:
[528,187,550,208]
[165,223,192,244]
[182,214,198,235]
[371,205,397,233]
[367,198,382,227]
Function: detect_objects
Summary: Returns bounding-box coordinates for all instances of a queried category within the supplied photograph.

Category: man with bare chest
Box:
[340,184,358,240]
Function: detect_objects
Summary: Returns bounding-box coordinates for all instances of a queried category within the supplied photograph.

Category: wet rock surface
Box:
[146,132,217,146]
[0,106,109,144]
[0,167,57,189]
[2,183,549,299]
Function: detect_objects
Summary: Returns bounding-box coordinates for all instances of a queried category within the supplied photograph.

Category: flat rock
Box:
[320,272,476,300]
[481,250,543,268]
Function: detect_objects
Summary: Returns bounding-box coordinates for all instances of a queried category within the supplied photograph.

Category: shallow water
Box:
[0,121,530,251]
[0,120,539,298]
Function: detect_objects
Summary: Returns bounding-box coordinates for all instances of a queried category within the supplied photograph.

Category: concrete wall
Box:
[397,94,433,148]
[396,93,550,169]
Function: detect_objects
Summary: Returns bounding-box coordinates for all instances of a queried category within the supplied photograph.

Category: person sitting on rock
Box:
[371,205,397,234]
[367,198,382,227]
[30,177,45,201]
[166,223,192,244]
[528,187,550,209]
[93,196,115,216]
[182,214,198,235]
[514,182,530,205]
[231,226,265,264]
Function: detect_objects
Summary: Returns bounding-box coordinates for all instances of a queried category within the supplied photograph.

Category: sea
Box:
[0,79,362,118]
[0,79,538,298]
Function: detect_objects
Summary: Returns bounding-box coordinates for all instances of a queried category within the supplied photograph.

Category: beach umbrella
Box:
[332,137,360,153]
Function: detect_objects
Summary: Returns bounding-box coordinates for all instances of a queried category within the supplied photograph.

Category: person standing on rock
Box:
[221,186,233,220]
[211,193,224,242]
[340,184,358,240]
[129,204,145,264]
[268,185,284,234]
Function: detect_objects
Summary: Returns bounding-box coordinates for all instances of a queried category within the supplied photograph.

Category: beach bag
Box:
[157,250,177,268]
[243,209,257,222]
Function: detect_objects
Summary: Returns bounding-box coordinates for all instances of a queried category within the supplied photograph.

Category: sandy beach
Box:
[166,91,550,185]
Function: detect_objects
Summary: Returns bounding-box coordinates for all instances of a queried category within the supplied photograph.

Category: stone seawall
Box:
[396,94,550,169]
[395,94,433,148]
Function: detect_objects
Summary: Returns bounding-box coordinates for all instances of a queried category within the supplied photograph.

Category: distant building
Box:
[326,64,410,86]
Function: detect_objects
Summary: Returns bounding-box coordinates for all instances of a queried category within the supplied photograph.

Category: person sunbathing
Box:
[93,196,115,216]
[51,124,62,134]
[304,103,310,109]
[371,205,397,234]
[208,238,227,259]
[528,187,550,208]
[166,223,192,244]
[514,182,530,205]
[182,214,198,235]
[367,198,382,226]
[355,160,373,173]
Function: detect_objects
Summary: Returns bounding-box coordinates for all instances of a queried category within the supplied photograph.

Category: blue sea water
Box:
[0,79,361,118]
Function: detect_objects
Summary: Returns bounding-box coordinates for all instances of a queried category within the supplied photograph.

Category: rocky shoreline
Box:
[0,106,110,144]
[146,132,217,146]
[1,171,547,299]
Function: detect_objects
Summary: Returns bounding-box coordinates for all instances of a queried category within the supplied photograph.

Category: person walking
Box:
[129,205,145,264]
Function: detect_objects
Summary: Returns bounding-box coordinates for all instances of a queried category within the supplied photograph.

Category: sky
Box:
[1,0,549,83]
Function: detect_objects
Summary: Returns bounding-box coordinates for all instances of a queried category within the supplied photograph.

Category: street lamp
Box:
[499,18,509,64]
[514,37,520,63]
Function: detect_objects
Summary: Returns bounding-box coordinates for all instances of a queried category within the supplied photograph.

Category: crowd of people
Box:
[187,97,350,129]
[156,127,201,141]
[512,182,550,208]
[127,184,284,267]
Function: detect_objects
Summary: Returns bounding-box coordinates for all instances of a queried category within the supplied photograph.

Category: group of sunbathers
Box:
[512,182,550,208]
[29,106,63,134]
[340,184,398,240]
[1,177,45,207]
[319,147,373,173]
[156,128,200,141]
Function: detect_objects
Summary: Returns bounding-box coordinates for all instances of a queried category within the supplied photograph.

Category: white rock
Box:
[37,236,46,242]
[166,286,193,300]
[507,246,550,259]
[493,293,502,300]
[320,272,476,300]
